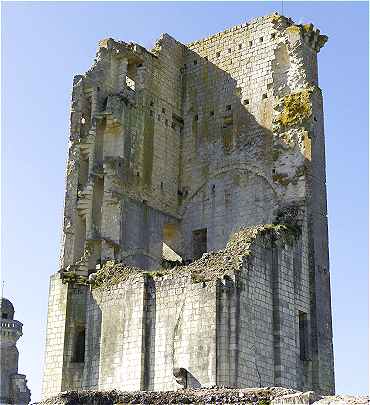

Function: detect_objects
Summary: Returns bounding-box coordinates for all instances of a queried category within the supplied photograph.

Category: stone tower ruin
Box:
[42,13,335,399]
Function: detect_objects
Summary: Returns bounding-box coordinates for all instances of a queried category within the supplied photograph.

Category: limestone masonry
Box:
[42,13,335,399]
[0,298,31,405]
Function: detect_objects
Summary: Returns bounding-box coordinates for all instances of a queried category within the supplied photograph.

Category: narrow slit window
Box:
[299,312,308,361]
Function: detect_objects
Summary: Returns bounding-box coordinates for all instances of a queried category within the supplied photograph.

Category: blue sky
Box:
[1,1,368,400]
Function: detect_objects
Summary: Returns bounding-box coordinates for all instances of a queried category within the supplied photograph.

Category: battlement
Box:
[0,298,31,404]
[0,319,23,335]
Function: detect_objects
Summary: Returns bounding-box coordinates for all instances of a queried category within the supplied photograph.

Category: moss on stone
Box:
[273,173,290,186]
[145,270,165,278]
[286,25,301,34]
[61,271,88,285]
[89,224,301,289]
[271,14,282,23]
[186,223,300,283]
[275,89,312,128]
[318,35,329,48]
[303,23,313,33]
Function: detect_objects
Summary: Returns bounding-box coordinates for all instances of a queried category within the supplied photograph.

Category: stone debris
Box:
[88,223,298,288]
[38,388,369,405]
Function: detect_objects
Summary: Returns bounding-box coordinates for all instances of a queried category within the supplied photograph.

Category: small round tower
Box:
[0,298,31,405]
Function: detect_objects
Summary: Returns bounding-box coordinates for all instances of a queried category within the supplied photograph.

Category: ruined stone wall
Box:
[214,229,312,391]
[181,16,280,258]
[77,272,217,392]
[38,387,369,405]
[84,277,146,391]
[42,12,334,399]
[59,34,185,275]
[152,275,217,390]
[179,15,325,260]
[42,276,69,398]
[49,226,315,394]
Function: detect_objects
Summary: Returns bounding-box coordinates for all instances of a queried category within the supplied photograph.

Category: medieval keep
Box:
[42,13,335,399]
[0,298,31,405]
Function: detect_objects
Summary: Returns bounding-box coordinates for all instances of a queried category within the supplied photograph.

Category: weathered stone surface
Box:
[39,387,368,405]
[42,12,335,401]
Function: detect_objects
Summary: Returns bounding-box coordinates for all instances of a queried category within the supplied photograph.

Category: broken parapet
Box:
[61,222,300,288]
[38,387,368,405]
[51,222,312,393]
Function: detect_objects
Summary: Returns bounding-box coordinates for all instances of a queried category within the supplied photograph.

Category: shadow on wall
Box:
[179,42,312,258]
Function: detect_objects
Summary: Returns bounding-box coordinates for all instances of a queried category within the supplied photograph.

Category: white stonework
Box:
[41,13,335,400]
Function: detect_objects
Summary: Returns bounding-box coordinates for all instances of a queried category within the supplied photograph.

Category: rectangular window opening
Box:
[72,328,86,363]
[192,228,207,261]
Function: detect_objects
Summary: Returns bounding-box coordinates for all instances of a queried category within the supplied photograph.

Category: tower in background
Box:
[0,298,31,405]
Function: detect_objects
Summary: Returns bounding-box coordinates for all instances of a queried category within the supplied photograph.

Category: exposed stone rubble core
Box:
[42,12,335,399]
[79,223,300,288]
[39,387,368,405]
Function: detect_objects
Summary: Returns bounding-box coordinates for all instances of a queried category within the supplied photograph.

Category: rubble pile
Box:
[89,261,144,290]
[90,224,298,288]
[38,387,369,405]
